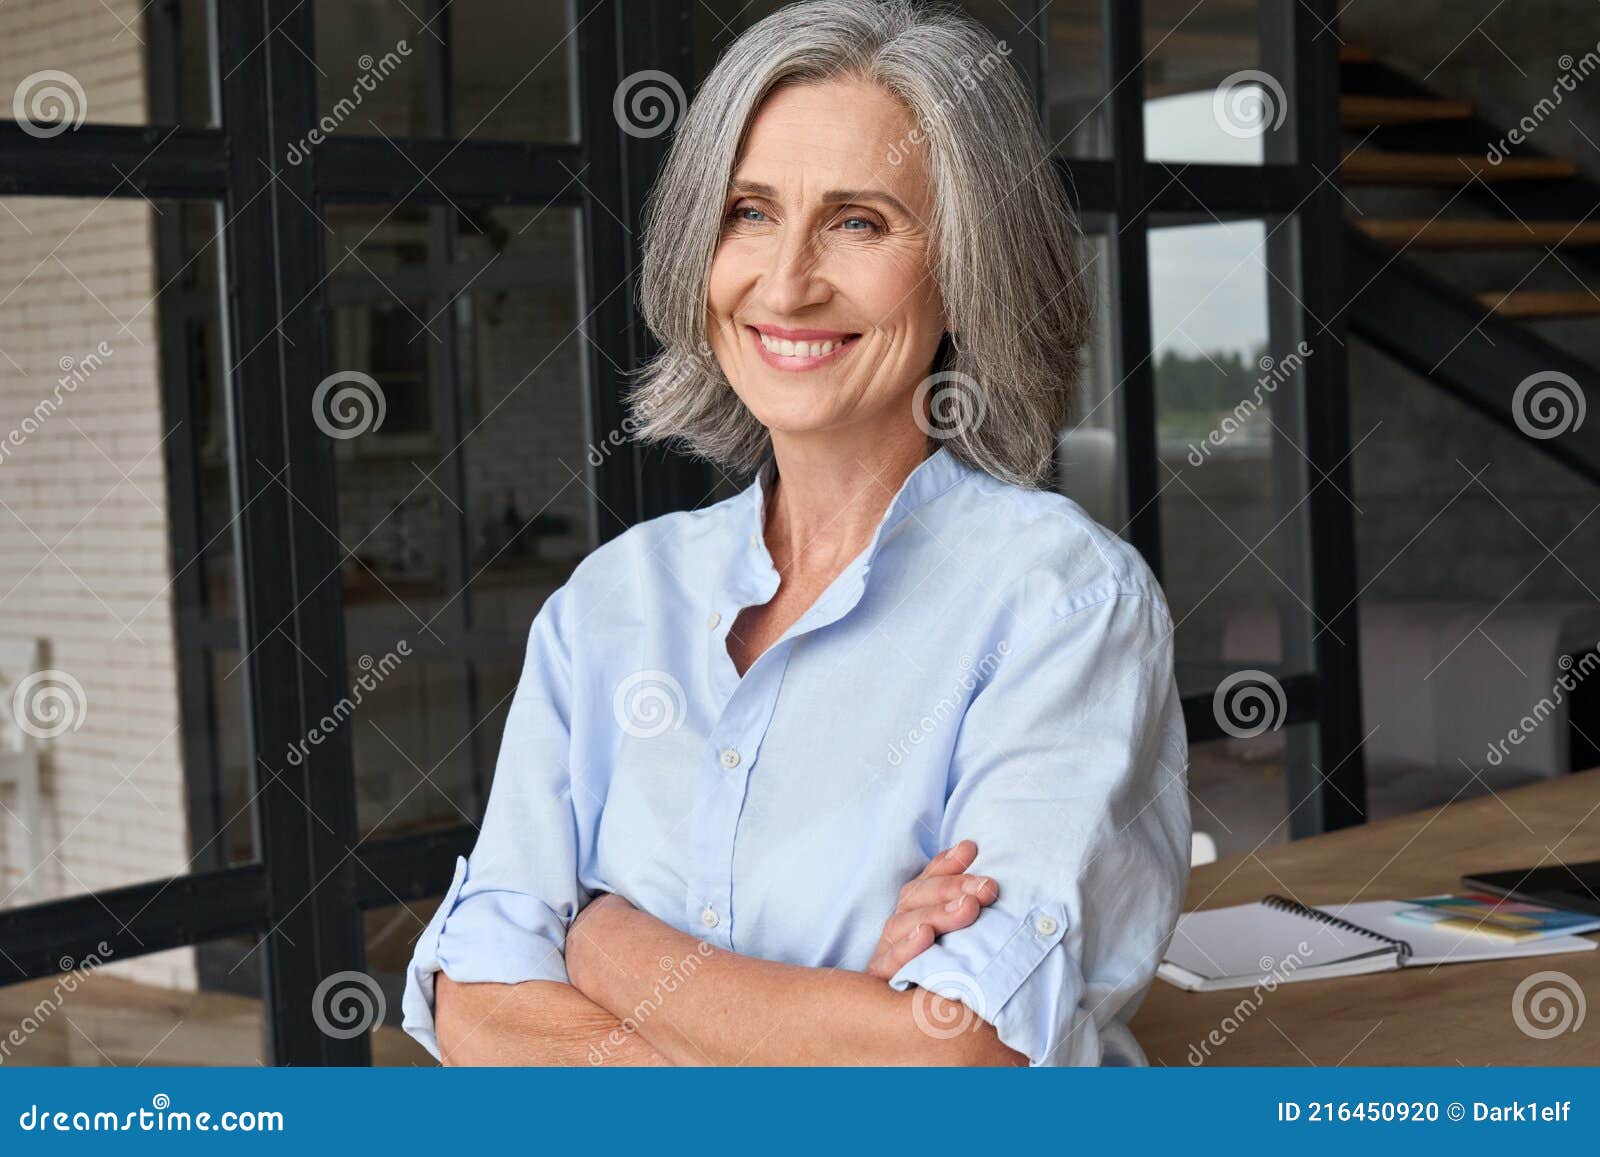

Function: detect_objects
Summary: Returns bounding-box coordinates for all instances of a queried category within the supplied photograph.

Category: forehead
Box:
[735,78,931,206]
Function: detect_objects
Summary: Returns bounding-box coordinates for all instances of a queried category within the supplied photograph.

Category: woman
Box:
[402,0,1189,1067]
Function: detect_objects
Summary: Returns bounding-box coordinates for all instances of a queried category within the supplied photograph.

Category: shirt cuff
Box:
[400,855,572,1062]
[886,901,1083,1066]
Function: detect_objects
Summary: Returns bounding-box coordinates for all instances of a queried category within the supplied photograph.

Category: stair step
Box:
[1354,219,1600,249]
[1341,95,1473,127]
[1342,151,1578,185]
[1477,290,1600,318]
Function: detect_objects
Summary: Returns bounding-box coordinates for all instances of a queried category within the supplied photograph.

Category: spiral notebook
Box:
[1159,894,1599,992]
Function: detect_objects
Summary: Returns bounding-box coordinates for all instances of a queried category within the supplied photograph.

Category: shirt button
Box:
[700,907,720,929]
[719,747,741,769]
[748,533,761,549]
[1034,915,1059,936]
[706,610,721,630]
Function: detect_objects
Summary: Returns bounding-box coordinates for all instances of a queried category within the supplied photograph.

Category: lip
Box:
[746,324,860,371]
[750,322,855,341]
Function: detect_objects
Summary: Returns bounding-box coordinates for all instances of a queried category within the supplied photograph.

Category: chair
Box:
[0,638,45,901]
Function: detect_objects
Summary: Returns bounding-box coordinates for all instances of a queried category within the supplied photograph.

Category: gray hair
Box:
[627,0,1091,489]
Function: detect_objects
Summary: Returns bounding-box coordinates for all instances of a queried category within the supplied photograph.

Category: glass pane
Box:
[453,206,592,593]
[1188,724,1312,859]
[0,197,252,911]
[958,0,1047,125]
[323,204,593,840]
[314,0,575,142]
[1144,0,1285,164]
[0,936,264,1065]
[0,0,213,129]
[207,652,255,867]
[1057,220,1124,530]
[364,896,452,1065]
[1046,0,1109,158]
[1348,369,1600,818]
[1149,216,1314,687]
[694,1,799,86]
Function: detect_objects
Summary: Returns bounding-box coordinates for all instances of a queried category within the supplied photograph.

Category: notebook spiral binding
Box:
[1262,894,1414,964]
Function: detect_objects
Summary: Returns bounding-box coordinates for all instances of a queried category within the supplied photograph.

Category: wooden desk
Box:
[1131,768,1600,1065]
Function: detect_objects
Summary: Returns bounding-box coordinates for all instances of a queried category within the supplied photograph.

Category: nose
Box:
[756,223,830,318]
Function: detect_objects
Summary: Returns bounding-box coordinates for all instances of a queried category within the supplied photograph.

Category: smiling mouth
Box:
[747,326,861,369]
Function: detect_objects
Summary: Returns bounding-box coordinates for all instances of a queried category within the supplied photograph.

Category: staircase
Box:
[1338,45,1600,483]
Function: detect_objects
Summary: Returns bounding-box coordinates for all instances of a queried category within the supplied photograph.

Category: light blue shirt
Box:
[402,445,1190,1065]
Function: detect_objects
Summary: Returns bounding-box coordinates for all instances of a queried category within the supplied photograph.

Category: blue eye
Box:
[725,205,880,232]
[837,215,880,234]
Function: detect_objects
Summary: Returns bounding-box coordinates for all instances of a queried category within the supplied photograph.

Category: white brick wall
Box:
[0,0,196,990]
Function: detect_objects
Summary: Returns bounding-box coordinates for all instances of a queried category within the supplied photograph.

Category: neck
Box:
[762,423,933,578]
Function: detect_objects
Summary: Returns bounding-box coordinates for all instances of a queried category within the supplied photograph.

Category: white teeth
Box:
[757,331,846,358]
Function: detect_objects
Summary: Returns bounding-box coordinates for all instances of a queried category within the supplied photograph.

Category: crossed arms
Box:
[421,590,1190,1067]
[432,840,1026,1066]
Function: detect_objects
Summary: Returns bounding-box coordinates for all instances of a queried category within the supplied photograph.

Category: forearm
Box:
[434,974,671,1066]
[566,903,1025,1066]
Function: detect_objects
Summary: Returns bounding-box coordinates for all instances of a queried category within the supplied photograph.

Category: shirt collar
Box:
[741,444,972,577]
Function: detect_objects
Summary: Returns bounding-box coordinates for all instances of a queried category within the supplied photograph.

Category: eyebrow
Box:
[728,179,913,218]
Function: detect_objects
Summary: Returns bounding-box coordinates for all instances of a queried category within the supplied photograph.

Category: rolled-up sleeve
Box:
[401,583,586,1061]
[887,587,1191,1066]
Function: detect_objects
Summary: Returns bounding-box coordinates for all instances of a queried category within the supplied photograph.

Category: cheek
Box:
[705,257,747,359]
[707,238,763,313]
[849,248,940,332]
[706,250,735,318]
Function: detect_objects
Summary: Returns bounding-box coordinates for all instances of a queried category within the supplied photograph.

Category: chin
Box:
[734,383,844,432]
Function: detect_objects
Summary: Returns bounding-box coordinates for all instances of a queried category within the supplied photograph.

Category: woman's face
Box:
[706,78,946,445]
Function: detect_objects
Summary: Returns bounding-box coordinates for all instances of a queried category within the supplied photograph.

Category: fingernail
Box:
[906,923,924,942]
[962,877,992,896]
[945,896,965,911]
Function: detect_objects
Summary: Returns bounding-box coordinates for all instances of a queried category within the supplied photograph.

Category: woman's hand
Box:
[864,839,998,980]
